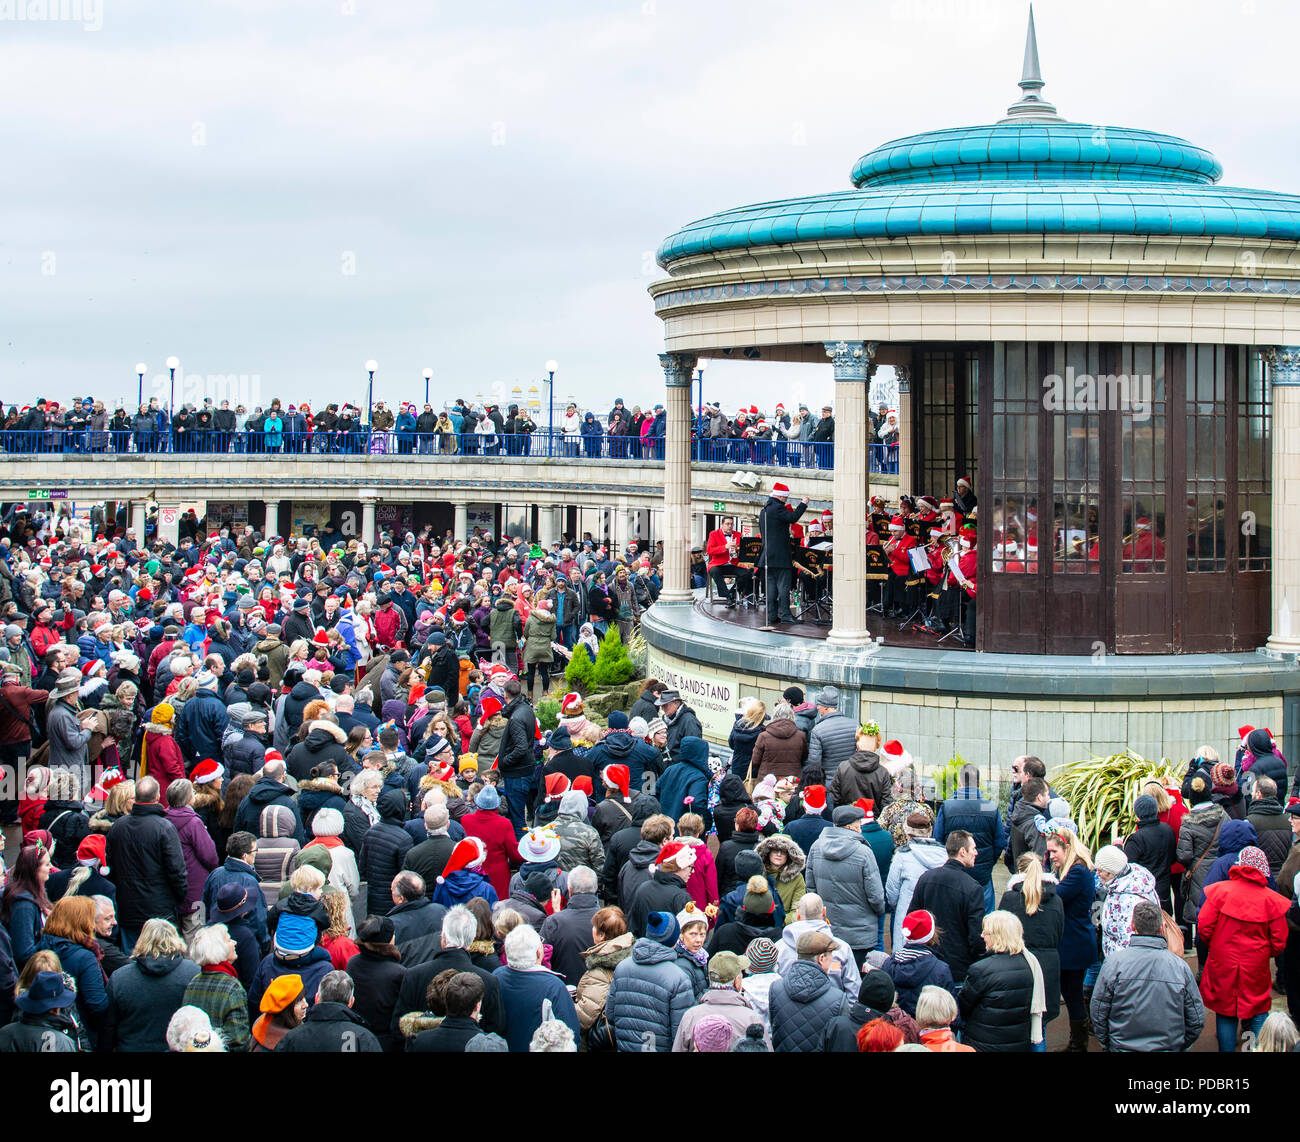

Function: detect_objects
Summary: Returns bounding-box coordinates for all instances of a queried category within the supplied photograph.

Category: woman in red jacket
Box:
[140,702,186,802]
[1144,780,1189,924]
[1197,846,1289,1052]
[459,785,520,900]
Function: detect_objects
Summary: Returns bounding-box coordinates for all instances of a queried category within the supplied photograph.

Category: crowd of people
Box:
[0,394,898,470]
[0,504,1295,1054]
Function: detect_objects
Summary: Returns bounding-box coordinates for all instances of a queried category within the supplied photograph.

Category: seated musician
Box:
[921,526,947,629]
[705,515,753,605]
[957,526,977,645]
[884,515,914,617]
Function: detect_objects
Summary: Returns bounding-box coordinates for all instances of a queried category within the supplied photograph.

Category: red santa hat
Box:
[479,695,503,724]
[653,839,697,873]
[1135,517,1152,530]
[771,482,790,498]
[191,758,224,785]
[1237,724,1254,741]
[956,476,971,490]
[437,837,487,883]
[573,776,593,796]
[901,909,935,944]
[263,749,284,764]
[560,692,583,716]
[452,610,466,623]
[854,797,876,823]
[602,764,631,801]
[544,773,571,802]
[939,498,954,510]
[888,516,906,532]
[802,784,827,813]
[820,510,833,522]
[312,628,330,646]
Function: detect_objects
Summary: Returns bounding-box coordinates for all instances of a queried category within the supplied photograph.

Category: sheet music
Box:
[811,541,832,552]
[947,555,967,585]
[908,547,931,574]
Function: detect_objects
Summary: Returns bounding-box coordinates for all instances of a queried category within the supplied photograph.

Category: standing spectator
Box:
[164,779,220,940]
[934,762,1007,913]
[99,919,200,1052]
[605,910,695,1052]
[1095,845,1160,958]
[344,916,407,1053]
[768,929,850,1052]
[274,971,382,1052]
[182,923,251,1051]
[957,911,1041,1053]
[909,830,986,984]
[804,804,885,966]
[1122,793,1177,909]
[45,668,97,783]
[1045,825,1096,1052]
[803,686,855,786]
[539,865,602,987]
[105,776,188,950]
[357,789,414,918]
[998,854,1064,1050]
[749,700,806,784]
[1090,901,1204,1052]
[1197,846,1289,1052]
[1245,776,1292,880]
[494,923,579,1053]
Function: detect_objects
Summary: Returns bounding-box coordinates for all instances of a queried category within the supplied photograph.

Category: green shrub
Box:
[591,627,636,689]
[535,698,561,732]
[564,648,595,693]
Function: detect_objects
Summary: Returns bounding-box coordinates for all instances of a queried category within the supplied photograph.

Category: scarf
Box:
[352,794,381,827]
[705,771,725,831]
[202,961,239,978]
[1023,950,1046,1045]
[676,939,708,971]
[305,836,343,850]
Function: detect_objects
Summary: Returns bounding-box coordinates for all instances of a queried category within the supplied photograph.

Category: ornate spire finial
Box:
[999,5,1063,123]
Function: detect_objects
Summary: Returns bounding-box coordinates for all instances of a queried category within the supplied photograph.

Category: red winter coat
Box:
[373,604,403,649]
[460,807,521,900]
[1196,864,1289,1018]
[1160,794,1190,875]
[681,839,720,913]
[143,725,187,802]
[887,535,915,577]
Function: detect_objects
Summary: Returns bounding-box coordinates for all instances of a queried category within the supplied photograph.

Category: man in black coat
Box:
[909,830,986,983]
[758,484,808,626]
[423,633,460,704]
[390,905,505,1037]
[410,973,488,1052]
[104,776,188,947]
[403,806,458,887]
[233,760,306,843]
[538,865,601,986]
[275,971,382,1052]
[495,679,538,837]
[358,789,414,917]
[387,871,448,947]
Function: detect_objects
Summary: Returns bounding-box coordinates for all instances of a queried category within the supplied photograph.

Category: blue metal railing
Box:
[0,428,898,473]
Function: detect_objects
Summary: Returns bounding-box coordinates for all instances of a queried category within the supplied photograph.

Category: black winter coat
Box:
[39,800,92,870]
[496,695,536,776]
[410,1013,482,1052]
[909,859,986,982]
[1122,819,1177,905]
[358,791,414,917]
[233,776,306,843]
[104,802,188,928]
[275,1001,382,1052]
[997,878,1064,1024]
[627,869,692,938]
[223,732,267,778]
[286,724,353,782]
[711,775,754,844]
[958,951,1036,1052]
[758,496,807,569]
[390,946,505,1038]
[344,946,407,1052]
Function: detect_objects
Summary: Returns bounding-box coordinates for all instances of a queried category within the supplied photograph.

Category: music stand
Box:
[898,546,931,630]
[736,536,764,612]
[794,545,832,625]
[865,547,889,615]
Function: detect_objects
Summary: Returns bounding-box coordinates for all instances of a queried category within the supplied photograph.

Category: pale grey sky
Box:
[2,0,1296,415]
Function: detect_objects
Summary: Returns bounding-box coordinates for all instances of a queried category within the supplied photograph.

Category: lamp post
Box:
[544,359,558,457]
[135,363,147,408]
[365,360,377,426]
[422,367,432,406]
[696,359,706,425]
[166,357,179,451]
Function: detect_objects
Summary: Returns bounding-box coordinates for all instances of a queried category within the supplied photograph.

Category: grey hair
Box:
[165,778,194,808]
[567,866,597,895]
[423,805,450,834]
[166,1005,223,1053]
[772,701,793,721]
[503,923,542,970]
[188,923,232,967]
[392,870,424,901]
[316,970,355,1005]
[49,769,81,802]
[91,894,114,916]
[441,905,477,950]
[354,770,383,795]
[302,668,323,687]
[529,1019,577,1052]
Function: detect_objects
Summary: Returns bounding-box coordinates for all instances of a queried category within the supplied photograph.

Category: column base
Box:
[826,627,874,648]
[1264,635,1300,656]
[654,591,695,606]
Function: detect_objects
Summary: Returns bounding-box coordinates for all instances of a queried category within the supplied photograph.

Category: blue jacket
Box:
[860,821,896,886]
[431,869,499,909]
[586,730,664,799]
[605,937,696,1052]
[202,857,271,953]
[248,946,334,1019]
[176,687,230,765]
[4,892,45,968]
[769,959,850,1052]
[263,415,284,446]
[881,943,958,1018]
[1055,861,1097,971]
[492,964,580,1052]
[1202,820,1278,893]
[656,737,711,823]
[784,812,832,856]
[36,934,109,1033]
[935,787,1007,887]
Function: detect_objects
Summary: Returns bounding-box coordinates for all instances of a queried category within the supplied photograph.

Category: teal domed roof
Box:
[656,15,1300,269]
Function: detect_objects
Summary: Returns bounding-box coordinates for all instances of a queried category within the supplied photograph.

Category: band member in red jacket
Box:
[884,516,914,617]
[956,527,977,646]
[705,516,751,605]
[1122,516,1165,572]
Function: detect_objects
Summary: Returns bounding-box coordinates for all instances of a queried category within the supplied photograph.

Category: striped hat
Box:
[746,937,778,974]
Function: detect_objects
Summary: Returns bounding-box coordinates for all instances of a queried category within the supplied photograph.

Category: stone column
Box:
[263,500,280,541]
[895,364,912,503]
[659,352,698,603]
[824,340,876,647]
[539,505,559,549]
[361,498,377,547]
[454,501,468,540]
[130,500,148,545]
[1266,348,1300,654]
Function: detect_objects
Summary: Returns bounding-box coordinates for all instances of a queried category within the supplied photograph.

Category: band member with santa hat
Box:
[1122,516,1165,572]
[953,476,977,524]
[957,526,978,646]
[884,515,915,617]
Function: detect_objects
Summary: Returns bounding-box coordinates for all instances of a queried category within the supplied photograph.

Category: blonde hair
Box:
[1194,745,1220,764]
[915,985,958,1030]
[322,888,351,939]
[493,907,525,942]
[1016,853,1045,915]
[1255,1012,1299,1053]
[131,918,186,959]
[981,910,1025,956]
[16,950,62,993]
[739,699,766,730]
[1050,830,1093,880]
[289,866,326,894]
[1141,781,1172,813]
[104,780,135,816]
[677,813,704,838]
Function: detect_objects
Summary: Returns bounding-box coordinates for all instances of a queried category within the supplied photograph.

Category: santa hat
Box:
[312,628,330,647]
[771,482,790,498]
[602,764,631,801]
[881,739,913,778]
[89,767,125,802]
[854,797,876,823]
[939,498,954,509]
[544,773,571,802]
[430,760,456,784]
[1135,517,1152,530]
[802,784,827,814]
[888,516,906,531]
[479,695,503,724]
[956,476,971,490]
[438,837,487,883]
[191,758,223,786]
[573,776,593,796]
[452,610,466,623]
[76,834,109,875]
[820,510,833,522]
[263,749,284,764]
[560,692,583,716]
[901,909,935,944]
[653,839,697,873]
[1237,724,1255,741]
[918,496,939,512]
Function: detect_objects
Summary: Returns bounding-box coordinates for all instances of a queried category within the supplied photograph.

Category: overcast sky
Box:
[3,0,1297,416]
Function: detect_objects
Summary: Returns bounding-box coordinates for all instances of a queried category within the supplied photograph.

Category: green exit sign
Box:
[28,489,50,499]
[712,501,726,511]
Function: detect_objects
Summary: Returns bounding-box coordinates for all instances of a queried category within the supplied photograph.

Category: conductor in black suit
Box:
[759,481,809,626]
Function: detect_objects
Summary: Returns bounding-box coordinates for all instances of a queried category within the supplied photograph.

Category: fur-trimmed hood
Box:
[144,721,173,735]
[582,932,635,971]
[756,833,806,882]
[298,776,345,796]
[306,719,347,743]
[398,1011,443,1039]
